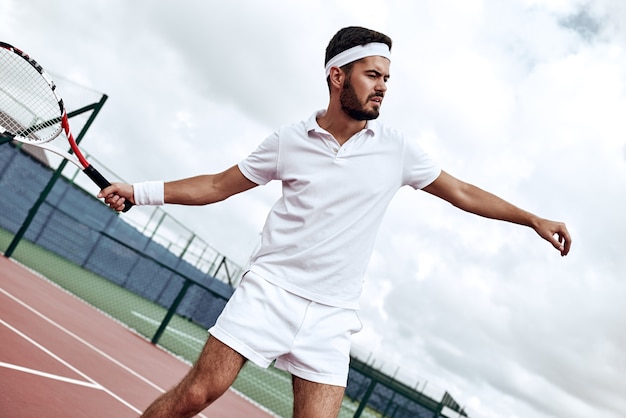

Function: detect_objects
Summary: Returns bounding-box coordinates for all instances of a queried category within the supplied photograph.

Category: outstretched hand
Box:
[533,218,571,256]
[98,183,134,212]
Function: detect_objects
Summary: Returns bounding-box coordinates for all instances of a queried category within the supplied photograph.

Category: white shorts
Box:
[208,271,363,386]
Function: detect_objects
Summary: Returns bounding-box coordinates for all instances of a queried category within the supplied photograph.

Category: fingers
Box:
[558,229,572,257]
[109,195,128,211]
[545,222,571,257]
[100,192,126,211]
[97,182,133,212]
[551,234,566,256]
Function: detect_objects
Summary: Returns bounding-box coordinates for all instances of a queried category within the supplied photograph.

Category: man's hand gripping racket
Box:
[0,41,132,212]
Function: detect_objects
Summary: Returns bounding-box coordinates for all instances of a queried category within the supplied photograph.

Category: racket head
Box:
[0,41,64,144]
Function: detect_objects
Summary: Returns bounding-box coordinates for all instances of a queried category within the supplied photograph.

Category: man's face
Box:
[340,56,390,121]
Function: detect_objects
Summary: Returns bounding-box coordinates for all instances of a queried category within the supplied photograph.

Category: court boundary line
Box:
[131,310,205,347]
[0,317,140,413]
[1,258,272,418]
[1,287,166,392]
[0,361,103,389]
[1,287,156,414]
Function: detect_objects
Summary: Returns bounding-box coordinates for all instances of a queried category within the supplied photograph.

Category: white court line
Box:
[0,312,141,414]
[1,288,154,414]
[0,286,219,418]
[0,318,140,413]
[0,287,210,418]
[131,311,205,349]
[0,361,102,389]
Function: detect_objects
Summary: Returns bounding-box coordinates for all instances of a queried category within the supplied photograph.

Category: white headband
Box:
[324,42,391,77]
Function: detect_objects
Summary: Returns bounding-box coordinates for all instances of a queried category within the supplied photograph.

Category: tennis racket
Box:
[0,41,132,212]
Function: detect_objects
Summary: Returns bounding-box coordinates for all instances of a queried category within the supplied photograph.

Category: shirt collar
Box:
[307,110,379,137]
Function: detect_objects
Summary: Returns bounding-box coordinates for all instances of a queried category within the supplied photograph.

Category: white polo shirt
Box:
[238,110,441,309]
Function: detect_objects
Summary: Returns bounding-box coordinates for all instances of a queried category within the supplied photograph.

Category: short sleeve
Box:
[238,132,280,186]
[402,139,441,189]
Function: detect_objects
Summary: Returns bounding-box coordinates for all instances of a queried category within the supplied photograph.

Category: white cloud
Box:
[3,0,625,417]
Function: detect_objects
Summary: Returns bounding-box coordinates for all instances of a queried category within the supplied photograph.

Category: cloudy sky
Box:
[2,0,625,417]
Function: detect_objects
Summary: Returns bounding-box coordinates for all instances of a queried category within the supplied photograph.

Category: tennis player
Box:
[100,26,571,418]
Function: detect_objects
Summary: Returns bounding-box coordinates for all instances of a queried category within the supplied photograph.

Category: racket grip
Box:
[83,165,133,212]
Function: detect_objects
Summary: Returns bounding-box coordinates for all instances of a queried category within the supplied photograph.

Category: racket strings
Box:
[0,48,63,143]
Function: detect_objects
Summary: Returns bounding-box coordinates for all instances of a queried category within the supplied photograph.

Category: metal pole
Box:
[151,279,192,344]
[353,378,377,418]
[4,95,108,258]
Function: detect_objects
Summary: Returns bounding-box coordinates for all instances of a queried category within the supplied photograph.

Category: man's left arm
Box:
[422,170,571,256]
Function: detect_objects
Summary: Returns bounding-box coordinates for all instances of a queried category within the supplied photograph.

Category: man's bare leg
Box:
[292,375,345,418]
[141,336,246,418]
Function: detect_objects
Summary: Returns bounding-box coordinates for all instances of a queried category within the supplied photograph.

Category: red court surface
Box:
[0,256,274,418]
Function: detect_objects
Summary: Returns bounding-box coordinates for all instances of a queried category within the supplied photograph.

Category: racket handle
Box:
[83,165,133,212]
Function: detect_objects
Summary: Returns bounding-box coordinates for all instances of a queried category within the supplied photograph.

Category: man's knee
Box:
[177,340,245,408]
[181,380,226,410]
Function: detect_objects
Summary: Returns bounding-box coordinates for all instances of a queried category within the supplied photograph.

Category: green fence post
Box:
[3,96,108,258]
[151,279,193,345]
[353,378,377,417]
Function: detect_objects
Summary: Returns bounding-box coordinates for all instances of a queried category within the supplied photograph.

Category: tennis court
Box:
[0,255,274,417]
[0,141,467,418]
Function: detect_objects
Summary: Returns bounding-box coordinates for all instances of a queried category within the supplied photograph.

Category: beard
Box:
[340,77,381,121]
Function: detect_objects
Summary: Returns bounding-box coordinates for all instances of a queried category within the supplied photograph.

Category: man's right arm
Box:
[164,165,258,205]
[99,164,258,211]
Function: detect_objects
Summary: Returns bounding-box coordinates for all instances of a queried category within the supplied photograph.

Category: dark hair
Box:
[325,26,392,65]
[324,26,392,87]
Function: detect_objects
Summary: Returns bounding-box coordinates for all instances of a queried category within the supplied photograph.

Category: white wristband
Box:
[133,181,164,206]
